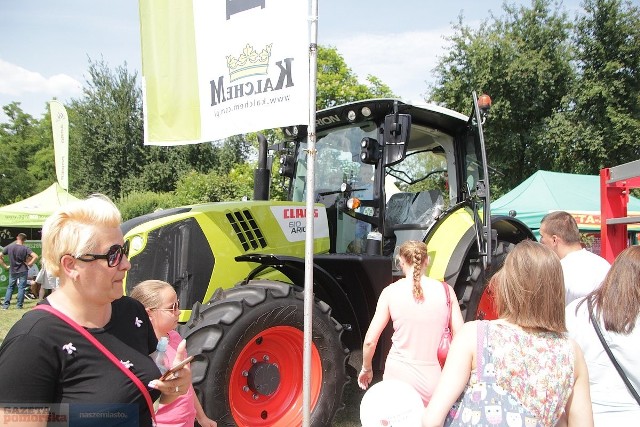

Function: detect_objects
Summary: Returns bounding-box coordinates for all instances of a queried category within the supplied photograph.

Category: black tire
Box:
[183,280,348,427]
[461,240,515,321]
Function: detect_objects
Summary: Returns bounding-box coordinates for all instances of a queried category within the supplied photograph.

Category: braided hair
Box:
[398,240,428,301]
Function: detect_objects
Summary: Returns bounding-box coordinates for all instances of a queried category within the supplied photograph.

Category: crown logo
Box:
[226,43,272,82]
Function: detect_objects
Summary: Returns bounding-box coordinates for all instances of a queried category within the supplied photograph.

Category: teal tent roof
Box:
[492,170,640,233]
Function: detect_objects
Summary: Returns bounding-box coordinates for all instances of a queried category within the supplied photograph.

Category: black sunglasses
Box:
[75,240,130,267]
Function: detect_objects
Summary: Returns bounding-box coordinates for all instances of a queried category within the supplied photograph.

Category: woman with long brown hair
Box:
[357,240,463,406]
[566,245,640,425]
[423,240,593,426]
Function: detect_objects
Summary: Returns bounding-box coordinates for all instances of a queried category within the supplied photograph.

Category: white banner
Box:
[269,205,329,242]
[49,100,69,191]
[140,0,310,145]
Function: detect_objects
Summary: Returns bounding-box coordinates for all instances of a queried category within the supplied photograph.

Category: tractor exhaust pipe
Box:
[253,133,270,201]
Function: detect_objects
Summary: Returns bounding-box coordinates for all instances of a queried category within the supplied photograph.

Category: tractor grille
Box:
[226,210,267,251]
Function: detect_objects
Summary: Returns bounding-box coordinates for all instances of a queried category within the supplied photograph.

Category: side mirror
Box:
[383,113,410,166]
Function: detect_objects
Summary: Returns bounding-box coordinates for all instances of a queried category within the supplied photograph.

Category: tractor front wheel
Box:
[183,280,348,427]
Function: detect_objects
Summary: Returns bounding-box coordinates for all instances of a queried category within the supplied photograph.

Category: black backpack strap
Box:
[587,298,640,405]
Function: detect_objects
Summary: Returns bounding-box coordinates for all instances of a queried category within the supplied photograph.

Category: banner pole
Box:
[302,0,319,425]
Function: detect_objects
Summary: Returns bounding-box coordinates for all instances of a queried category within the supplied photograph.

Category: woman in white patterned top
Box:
[423,240,593,427]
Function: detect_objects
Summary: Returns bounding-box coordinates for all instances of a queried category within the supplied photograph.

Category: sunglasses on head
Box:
[74,240,130,267]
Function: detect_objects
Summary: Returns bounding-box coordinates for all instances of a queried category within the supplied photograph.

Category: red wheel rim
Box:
[476,284,498,320]
[229,326,322,426]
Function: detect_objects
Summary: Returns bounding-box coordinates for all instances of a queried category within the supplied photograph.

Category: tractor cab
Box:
[278,98,488,270]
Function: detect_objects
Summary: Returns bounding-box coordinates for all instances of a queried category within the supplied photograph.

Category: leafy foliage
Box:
[550,0,640,173]
[429,0,574,193]
[429,0,640,195]
[0,103,48,204]
[317,46,395,110]
[69,58,146,198]
[117,191,179,222]
[173,164,254,205]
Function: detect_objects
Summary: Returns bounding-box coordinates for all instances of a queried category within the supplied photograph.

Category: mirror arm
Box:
[391,100,401,136]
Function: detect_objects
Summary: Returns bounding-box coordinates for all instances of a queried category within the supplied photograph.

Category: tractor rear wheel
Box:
[462,239,514,321]
[182,280,348,427]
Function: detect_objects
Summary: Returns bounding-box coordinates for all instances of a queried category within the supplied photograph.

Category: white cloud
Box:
[0,59,82,98]
[325,29,453,103]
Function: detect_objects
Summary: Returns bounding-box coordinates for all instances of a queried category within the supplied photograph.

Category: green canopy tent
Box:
[0,182,79,294]
[492,170,640,251]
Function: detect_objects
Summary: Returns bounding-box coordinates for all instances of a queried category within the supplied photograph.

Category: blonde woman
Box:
[423,240,593,427]
[0,195,192,427]
[358,240,463,406]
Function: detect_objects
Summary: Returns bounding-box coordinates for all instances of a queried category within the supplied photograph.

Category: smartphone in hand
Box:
[159,355,194,380]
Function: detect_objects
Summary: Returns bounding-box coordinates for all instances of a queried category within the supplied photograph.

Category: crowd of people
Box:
[0,193,637,426]
[360,211,636,427]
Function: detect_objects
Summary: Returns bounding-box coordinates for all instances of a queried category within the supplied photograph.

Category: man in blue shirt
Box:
[1,233,38,309]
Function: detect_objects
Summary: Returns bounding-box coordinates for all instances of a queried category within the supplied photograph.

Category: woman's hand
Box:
[197,415,217,427]
[357,368,373,390]
[149,340,193,404]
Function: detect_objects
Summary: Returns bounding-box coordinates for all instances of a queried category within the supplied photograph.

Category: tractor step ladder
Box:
[600,159,640,263]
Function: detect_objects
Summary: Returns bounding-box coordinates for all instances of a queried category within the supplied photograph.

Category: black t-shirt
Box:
[3,243,33,274]
[0,296,161,426]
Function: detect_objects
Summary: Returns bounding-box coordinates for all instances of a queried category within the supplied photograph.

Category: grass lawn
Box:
[0,297,38,344]
[334,378,367,427]
[0,297,365,426]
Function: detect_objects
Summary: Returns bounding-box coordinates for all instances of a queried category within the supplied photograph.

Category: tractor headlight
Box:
[131,235,145,253]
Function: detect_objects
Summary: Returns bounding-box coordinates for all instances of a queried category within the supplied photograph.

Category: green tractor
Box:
[122,93,534,426]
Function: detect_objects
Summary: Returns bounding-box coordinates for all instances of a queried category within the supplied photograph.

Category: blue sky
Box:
[0,0,583,122]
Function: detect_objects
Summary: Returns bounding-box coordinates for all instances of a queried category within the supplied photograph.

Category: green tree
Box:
[0,103,45,204]
[213,135,253,173]
[317,46,396,110]
[69,59,146,198]
[117,190,179,222]
[551,0,640,172]
[429,0,574,193]
[29,110,58,189]
[123,143,219,194]
[173,164,254,205]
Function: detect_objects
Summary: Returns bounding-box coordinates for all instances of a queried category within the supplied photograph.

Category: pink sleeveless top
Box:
[386,276,450,364]
[155,330,198,427]
[382,276,450,405]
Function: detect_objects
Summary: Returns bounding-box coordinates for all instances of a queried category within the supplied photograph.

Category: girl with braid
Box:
[358,240,463,406]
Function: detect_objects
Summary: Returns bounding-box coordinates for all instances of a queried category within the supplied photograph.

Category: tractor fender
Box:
[426,208,537,285]
[425,204,476,285]
[425,207,536,319]
[469,215,537,319]
[490,215,537,244]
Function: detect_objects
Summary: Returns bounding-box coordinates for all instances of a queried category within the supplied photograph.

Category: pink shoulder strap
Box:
[35,304,157,425]
[441,281,451,329]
